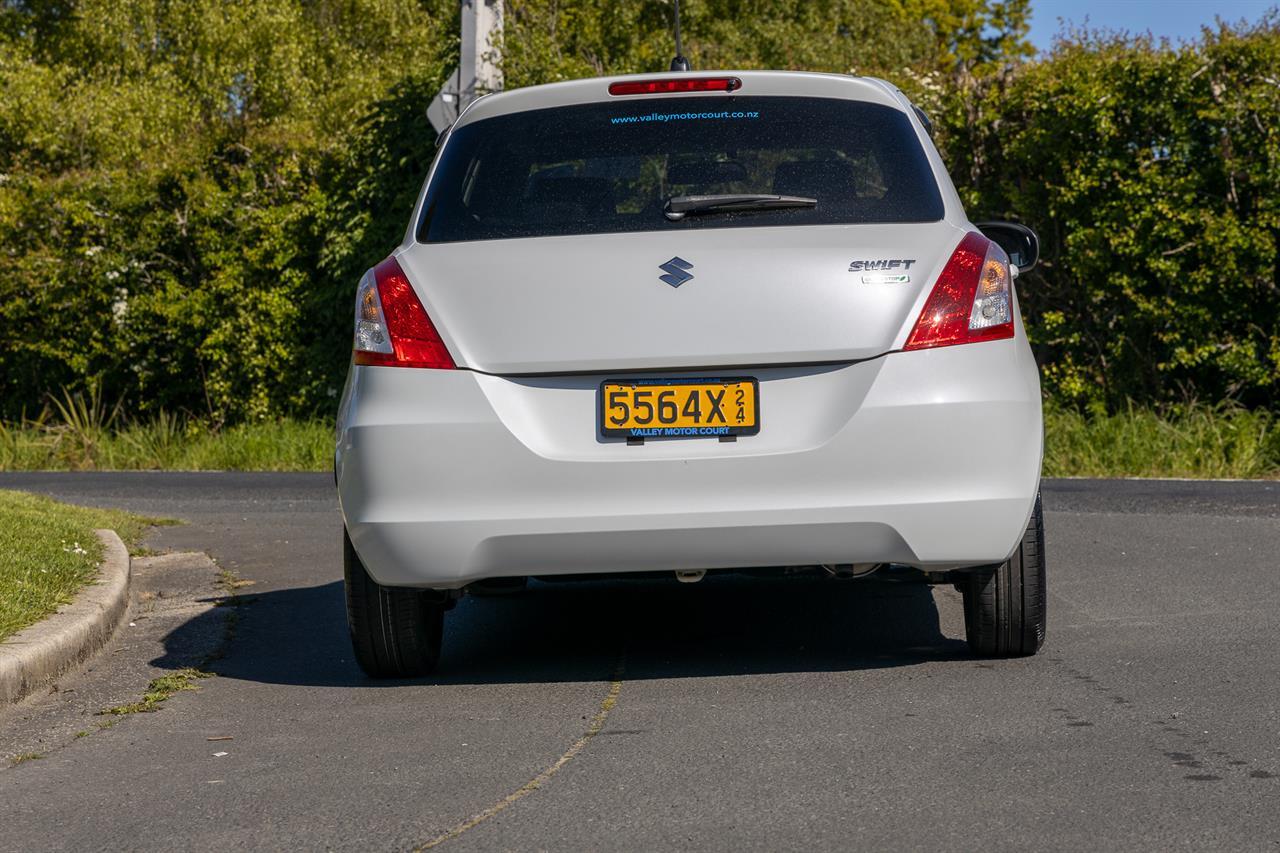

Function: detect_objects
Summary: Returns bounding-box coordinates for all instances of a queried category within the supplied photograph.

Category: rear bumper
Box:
[337,339,1043,588]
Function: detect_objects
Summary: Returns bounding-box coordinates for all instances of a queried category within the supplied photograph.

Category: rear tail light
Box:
[903,232,1015,351]
[608,77,742,96]
[353,257,456,369]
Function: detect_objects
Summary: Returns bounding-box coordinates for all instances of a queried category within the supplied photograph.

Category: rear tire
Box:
[344,529,443,677]
[962,494,1047,657]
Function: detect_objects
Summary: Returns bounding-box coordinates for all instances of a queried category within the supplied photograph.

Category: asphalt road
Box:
[1,473,1278,851]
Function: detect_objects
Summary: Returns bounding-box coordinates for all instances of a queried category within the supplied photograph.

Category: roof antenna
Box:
[669,0,690,71]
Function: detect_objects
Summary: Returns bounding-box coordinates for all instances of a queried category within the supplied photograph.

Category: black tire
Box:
[344,529,444,678]
[962,494,1047,657]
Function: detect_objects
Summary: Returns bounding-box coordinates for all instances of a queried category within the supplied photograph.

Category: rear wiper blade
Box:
[663,193,817,222]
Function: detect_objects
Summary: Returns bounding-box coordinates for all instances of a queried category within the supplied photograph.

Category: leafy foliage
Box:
[0,1,1275,421]
[0,0,454,420]
[926,19,1280,408]
[500,0,1028,84]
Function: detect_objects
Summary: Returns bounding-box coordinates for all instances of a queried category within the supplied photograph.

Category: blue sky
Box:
[1027,0,1277,52]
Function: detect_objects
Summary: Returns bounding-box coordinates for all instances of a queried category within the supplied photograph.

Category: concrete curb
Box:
[0,530,130,705]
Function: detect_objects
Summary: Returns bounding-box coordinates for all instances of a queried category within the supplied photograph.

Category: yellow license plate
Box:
[600,378,759,438]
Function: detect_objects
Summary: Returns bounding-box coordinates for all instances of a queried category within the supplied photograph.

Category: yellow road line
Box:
[415,655,626,851]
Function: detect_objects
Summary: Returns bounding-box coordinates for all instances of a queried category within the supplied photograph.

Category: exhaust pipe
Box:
[821,563,882,579]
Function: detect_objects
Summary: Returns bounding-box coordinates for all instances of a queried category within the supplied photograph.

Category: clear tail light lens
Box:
[903,232,1015,351]
[353,269,392,357]
[353,257,456,369]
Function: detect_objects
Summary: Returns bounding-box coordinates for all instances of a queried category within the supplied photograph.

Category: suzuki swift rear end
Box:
[336,71,1046,677]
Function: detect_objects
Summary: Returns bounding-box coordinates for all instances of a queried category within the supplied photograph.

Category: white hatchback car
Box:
[336,71,1045,677]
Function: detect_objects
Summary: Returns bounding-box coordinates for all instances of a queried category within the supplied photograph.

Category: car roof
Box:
[454,70,911,128]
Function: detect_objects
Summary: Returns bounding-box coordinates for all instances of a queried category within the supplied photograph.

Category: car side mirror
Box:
[976,222,1039,274]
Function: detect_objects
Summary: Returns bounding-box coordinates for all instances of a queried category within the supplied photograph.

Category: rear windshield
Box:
[417,95,944,244]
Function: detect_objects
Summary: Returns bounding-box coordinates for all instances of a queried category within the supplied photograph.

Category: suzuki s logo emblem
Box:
[658,256,694,288]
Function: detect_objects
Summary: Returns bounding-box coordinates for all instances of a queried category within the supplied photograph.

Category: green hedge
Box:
[931,23,1280,409]
[0,2,1276,422]
[0,0,456,421]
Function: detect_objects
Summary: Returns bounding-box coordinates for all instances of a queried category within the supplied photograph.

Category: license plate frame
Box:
[598,377,760,439]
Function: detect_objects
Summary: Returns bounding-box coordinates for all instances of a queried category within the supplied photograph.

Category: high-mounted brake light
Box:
[353,257,456,369]
[903,232,1015,351]
[608,77,742,96]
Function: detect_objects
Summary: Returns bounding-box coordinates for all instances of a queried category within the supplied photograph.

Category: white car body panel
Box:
[398,221,965,374]
[338,69,1044,589]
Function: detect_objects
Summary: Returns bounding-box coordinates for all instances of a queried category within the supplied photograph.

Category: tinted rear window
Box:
[417,96,944,244]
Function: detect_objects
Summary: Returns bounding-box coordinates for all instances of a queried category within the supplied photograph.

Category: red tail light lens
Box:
[903,232,1015,351]
[353,257,456,369]
[608,77,742,96]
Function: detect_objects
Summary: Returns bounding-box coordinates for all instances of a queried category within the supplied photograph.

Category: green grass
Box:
[1044,404,1280,480]
[0,490,165,641]
[100,668,212,715]
[2,402,1278,479]
[0,416,331,472]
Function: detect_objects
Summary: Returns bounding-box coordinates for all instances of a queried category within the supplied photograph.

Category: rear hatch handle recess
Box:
[663,194,817,222]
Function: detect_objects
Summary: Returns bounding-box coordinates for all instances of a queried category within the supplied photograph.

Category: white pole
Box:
[462,0,503,100]
[431,0,503,134]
